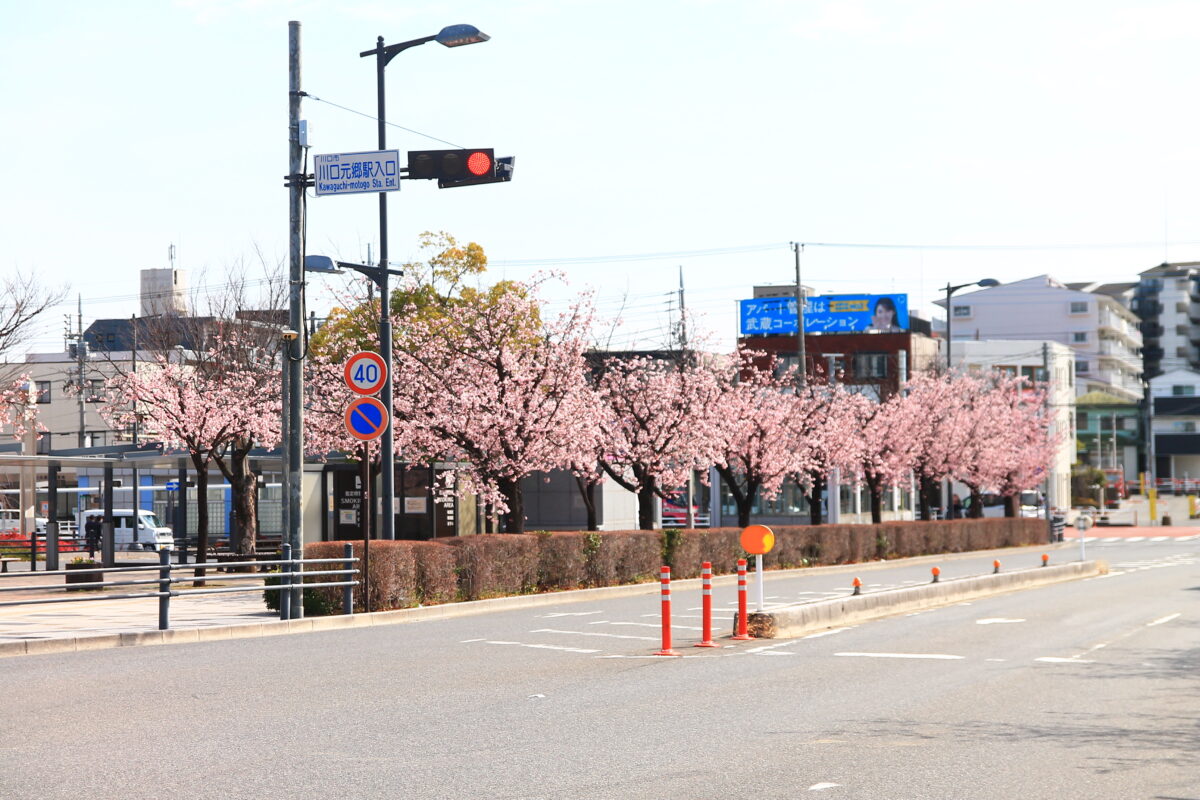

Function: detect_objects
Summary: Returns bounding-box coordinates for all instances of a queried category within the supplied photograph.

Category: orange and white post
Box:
[695,561,718,648]
[654,566,680,656]
[740,525,776,614]
[732,558,753,640]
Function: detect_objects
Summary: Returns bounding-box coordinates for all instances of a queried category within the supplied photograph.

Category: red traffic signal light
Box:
[407,149,494,181]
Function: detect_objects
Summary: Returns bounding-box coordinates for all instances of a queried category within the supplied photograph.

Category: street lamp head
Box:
[436,24,489,47]
[303,255,345,274]
[977,278,1000,288]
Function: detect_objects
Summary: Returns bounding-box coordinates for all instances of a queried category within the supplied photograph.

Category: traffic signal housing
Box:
[438,156,514,189]
[407,149,495,181]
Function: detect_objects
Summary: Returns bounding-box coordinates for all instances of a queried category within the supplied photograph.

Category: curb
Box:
[742,560,1104,639]
[0,542,1080,660]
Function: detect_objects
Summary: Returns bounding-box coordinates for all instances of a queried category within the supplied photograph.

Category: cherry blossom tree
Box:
[389,279,600,533]
[712,352,808,527]
[597,353,725,530]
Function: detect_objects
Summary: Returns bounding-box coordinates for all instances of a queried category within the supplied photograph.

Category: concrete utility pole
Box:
[285,20,305,614]
[824,353,843,524]
[679,267,695,529]
[792,242,806,389]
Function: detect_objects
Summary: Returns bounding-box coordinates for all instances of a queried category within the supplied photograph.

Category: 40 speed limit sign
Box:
[343,351,388,396]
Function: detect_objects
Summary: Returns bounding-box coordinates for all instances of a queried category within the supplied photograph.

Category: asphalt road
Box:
[1,535,1196,799]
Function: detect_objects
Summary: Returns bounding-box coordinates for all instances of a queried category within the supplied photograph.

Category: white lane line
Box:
[1036,657,1094,663]
[1148,613,1182,627]
[1125,536,1145,542]
[976,618,1026,625]
[835,652,964,660]
[802,627,852,639]
[1150,536,1170,542]
[809,783,841,791]
[530,628,656,641]
[539,611,602,618]
[473,640,602,654]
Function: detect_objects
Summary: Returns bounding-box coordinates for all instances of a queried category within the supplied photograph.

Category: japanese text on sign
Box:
[314,150,401,196]
[739,294,909,335]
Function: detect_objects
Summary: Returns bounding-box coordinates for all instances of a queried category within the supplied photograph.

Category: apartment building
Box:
[1133,261,1200,379]
[934,275,1143,402]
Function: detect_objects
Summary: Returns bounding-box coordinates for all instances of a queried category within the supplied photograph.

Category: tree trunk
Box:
[1003,494,1018,518]
[574,475,598,532]
[189,452,210,585]
[967,485,984,519]
[715,466,755,529]
[215,440,258,558]
[808,473,824,526]
[637,475,658,531]
[918,477,933,521]
[499,478,525,533]
[867,474,884,524]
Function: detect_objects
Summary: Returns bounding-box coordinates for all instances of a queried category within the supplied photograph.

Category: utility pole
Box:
[285,20,306,614]
[66,297,88,448]
[824,353,842,524]
[678,267,695,529]
[791,242,806,388]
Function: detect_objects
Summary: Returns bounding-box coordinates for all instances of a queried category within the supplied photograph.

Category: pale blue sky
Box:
[5,0,1200,353]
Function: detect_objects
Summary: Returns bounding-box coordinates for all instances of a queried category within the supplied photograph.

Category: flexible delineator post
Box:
[695,561,718,647]
[733,558,753,640]
[655,566,680,656]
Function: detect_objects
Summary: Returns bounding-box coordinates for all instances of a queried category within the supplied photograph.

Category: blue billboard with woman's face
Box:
[739,294,909,335]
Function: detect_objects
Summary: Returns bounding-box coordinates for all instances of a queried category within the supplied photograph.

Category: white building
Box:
[1148,368,1200,481]
[936,275,1143,402]
[951,339,1075,512]
[139,267,188,318]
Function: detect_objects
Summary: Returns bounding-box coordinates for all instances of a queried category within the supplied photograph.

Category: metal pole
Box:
[945,283,953,373]
[343,542,354,614]
[280,542,292,621]
[375,37,397,542]
[287,20,306,616]
[157,548,171,631]
[46,464,59,572]
[176,461,187,565]
[76,296,86,448]
[793,242,806,388]
[102,463,114,567]
[754,552,765,612]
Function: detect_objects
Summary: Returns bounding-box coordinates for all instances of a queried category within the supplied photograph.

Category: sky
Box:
[5,0,1200,356]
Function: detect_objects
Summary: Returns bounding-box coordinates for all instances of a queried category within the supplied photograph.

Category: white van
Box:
[0,509,49,534]
[77,509,174,552]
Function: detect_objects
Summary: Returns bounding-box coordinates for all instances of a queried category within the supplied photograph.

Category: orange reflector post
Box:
[1042,553,1049,567]
[993,559,1001,574]
[931,566,941,583]
[695,562,717,648]
[852,577,862,596]
[655,566,680,656]
[732,558,753,640]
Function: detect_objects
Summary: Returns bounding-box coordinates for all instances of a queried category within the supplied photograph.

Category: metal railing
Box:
[0,543,358,631]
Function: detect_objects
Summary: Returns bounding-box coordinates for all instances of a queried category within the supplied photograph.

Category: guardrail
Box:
[0,543,358,630]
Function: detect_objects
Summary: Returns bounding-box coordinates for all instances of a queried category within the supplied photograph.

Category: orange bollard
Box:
[993,559,1001,574]
[695,562,718,648]
[852,577,862,596]
[732,558,753,640]
[655,566,680,656]
[1042,553,1049,567]
[931,566,941,583]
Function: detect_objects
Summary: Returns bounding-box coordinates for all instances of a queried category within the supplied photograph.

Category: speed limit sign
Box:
[343,351,388,396]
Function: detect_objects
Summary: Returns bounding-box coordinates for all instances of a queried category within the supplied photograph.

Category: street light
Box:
[943,278,1000,372]
[358,25,489,540]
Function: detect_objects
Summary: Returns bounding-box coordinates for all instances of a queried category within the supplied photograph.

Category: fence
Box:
[0,544,358,630]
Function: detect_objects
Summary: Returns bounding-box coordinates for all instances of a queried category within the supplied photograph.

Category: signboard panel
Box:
[739,293,909,335]
[343,351,388,396]
[345,396,389,441]
[314,150,401,196]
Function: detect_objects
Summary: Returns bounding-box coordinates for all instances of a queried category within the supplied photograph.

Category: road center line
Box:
[530,628,657,641]
[835,652,964,660]
[1148,612,1181,627]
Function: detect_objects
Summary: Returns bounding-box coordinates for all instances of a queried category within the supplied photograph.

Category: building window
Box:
[952,305,971,318]
[1020,366,1048,383]
[1177,421,1197,433]
[1172,385,1195,396]
[854,353,888,379]
[1070,301,1088,314]
[1076,411,1088,430]
[34,381,51,404]
[1072,332,1087,343]
[87,379,103,402]
[1076,360,1089,373]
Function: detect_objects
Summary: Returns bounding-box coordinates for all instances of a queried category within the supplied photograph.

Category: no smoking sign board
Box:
[344,351,388,396]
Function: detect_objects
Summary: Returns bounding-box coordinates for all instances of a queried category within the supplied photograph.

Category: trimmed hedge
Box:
[274,518,1046,615]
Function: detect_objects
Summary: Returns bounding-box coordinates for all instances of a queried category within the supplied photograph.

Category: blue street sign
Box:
[164,480,180,492]
[345,397,389,442]
[314,150,401,196]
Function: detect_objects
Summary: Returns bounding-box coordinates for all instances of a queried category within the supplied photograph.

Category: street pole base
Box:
[654,649,682,657]
[731,633,754,641]
[693,641,719,648]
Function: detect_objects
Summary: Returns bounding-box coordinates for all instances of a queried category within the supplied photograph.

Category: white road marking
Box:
[530,628,656,641]
[809,783,841,791]
[539,611,602,618]
[985,658,1007,662]
[1036,657,1094,663]
[802,627,852,639]
[1125,536,1145,542]
[976,618,1026,625]
[460,638,486,643]
[1150,536,1169,542]
[474,640,602,654]
[835,652,964,660]
[1148,613,1181,627]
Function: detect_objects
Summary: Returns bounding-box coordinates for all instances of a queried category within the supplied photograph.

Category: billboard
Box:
[739,294,909,335]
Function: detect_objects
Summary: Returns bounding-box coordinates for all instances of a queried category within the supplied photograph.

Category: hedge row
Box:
[277,517,1045,615]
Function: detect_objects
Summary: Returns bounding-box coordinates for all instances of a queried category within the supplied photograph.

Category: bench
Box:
[0,557,19,573]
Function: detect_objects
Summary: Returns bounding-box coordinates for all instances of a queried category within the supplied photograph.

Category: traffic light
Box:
[438,156,515,189]
[407,149,495,181]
